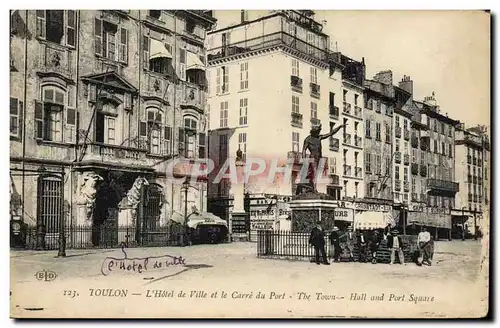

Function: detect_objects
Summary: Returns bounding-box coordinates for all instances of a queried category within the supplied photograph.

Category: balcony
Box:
[291,112,303,128]
[456,133,483,148]
[355,166,362,178]
[394,151,401,163]
[467,155,472,164]
[403,129,410,140]
[354,106,362,118]
[420,139,429,151]
[329,138,339,151]
[36,42,74,81]
[287,151,302,163]
[427,179,459,193]
[343,164,352,177]
[290,75,303,92]
[411,136,419,148]
[354,136,362,147]
[310,83,320,98]
[411,193,418,202]
[207,31,328,63]
[310,117,321,126]
[468,193,472,202]
[343,102,352,115]
[78,143,148,164]
[395,126,402,138]
[343,133,352,146]
[420,194,427,203]
[420,164,427,177]
[330,174,340,185]
[403,154,410,165]
[411,163,419,175]
[329,105,339,120]
[395,180,401,191]
[404,181,410,192]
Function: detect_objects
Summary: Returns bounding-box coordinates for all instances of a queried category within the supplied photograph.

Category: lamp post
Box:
[461,206,467,241]
[57,167,66,257]
[182,177,191,246]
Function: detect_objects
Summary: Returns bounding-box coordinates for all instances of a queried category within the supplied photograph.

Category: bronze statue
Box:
[297,122,346,195]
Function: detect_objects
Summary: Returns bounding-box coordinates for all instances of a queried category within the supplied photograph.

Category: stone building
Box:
[9,10,216,247]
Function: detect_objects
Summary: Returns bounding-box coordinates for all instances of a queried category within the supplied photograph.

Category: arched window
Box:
[180,116,198,159]
[35,85,66,142]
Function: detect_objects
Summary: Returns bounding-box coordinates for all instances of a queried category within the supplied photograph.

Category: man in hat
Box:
[329,226,342,262]
[387,229,405,265]
[370,230,381,264]
[301,122,346,192]
[344,225,355,262]
[417,227,433,266]
[309,223,330,265]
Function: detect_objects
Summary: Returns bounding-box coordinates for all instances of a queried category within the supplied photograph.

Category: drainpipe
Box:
[21,10,28,225]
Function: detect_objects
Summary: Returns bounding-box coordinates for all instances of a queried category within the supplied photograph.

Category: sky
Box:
[313,10,491,128]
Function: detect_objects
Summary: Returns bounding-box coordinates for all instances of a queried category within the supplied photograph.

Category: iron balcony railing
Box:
[411,163,419,175]
[427,179,459,193]
[404,154,410,165]
[343,102,352,115]
[411,136,419,148]
[354,106,362,118]
[330,174,340,185]
[310,83,320,97]
[403,129,410,140]
[395,126,402,138]
[420,194,427,203]
[290,75,303,92]
[404,181,410,192]
[343,133,352,145]
[468,193,472,202]
[355,166,362,178]
[420,165,427,177]
[329,105,339,119]
[329,137,339,151]
[411,193,418,201]
[343,164,352,176]
[291,112,303,128]
[355,135,362,147]
[395,180,401,191]
[394,151,401,163]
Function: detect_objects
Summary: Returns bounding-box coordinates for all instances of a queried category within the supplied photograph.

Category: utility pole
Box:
[57,167,66,257]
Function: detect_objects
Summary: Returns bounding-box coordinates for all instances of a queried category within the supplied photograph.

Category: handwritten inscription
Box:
[100,245,186,276]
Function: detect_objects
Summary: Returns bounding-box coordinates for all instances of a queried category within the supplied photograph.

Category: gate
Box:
[37,174,64,249]
[139,183,171,246]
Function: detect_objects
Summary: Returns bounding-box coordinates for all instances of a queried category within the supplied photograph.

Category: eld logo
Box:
[35,270,57,282]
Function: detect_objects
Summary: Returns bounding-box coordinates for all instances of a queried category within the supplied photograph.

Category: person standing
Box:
[358,230,369,263]
[417,227,432,266]
[344,225,355,262]
[329,226,342,262]
[309,223,330,265]
[370,230,381,264]
[387,229,405,265]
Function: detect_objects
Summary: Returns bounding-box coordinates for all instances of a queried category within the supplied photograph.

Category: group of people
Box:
[308,223,434,266]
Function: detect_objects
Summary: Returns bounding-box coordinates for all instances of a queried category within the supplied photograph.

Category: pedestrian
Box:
[417,227,433,266]
[329,226,342,262]
[358,229,369,263]
[370,230,381,264]
[309,223,330,265]
[387,229,405,265]
[344,225,355,262]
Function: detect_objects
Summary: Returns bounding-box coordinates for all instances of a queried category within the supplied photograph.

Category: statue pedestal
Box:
[289,196,337,232]
[76,205,93,246]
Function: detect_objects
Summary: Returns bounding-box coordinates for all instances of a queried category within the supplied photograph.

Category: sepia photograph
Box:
[8,8,491,319]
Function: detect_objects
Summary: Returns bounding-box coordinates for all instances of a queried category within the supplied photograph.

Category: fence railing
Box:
[256,230,417,263]
[17,224,186,250]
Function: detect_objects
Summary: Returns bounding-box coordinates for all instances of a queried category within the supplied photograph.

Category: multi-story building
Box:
[9,10,215,247]
[454,124,489,236]
[206,10,344,228]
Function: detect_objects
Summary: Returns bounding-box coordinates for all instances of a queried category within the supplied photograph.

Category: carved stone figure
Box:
[127,176,150,220]
[77,172,104,219]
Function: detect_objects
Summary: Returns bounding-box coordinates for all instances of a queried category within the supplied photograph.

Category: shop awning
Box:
[150,39,173,60]
[408,211,451,229]
[354,211,390,230]
[187,51,205,71]
[170,211,227,228]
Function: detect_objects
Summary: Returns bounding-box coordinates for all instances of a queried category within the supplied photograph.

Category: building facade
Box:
[9,10,215,247]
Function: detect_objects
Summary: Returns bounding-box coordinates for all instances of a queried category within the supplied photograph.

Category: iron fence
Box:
[256,230,418,264]
[17,224,185,250]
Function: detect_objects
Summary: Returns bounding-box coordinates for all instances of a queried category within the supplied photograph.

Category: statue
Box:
[296,122,345,195]
[77,172,104,219]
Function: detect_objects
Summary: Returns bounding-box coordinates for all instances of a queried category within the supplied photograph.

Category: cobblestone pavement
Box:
[10,240,488,318]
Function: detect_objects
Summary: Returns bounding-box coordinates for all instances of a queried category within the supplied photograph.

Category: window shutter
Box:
[143,35,150,69]
[119,27,128,63]
[179,49,186,80]
[66,10,76,47]
[199,132,206,158]
[216,68,221,94]
[94,18,103,56]
[139,121,147,137]
[178,127,185,155]
[67,108,76,125]
[89,84,97,102]
[18,100,23,139]
[36,10,46,38]
[164,126,172,140]
[34,100,44,139]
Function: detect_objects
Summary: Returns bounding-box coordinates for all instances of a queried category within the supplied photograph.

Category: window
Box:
[395,167,400,180]
[10,97,23,138]
[375,155,381,174]
[164,126,172,155]
[183,117,197,158]
[343,89,347,102]
[292,96,300,114]
[403,119,407,130]
[238,133,247,161]
[441,142,445,155]
[354,94,358,106]
[365,153,371,173]
[355,182,359,198]
[36,10,77,46]
[149,10,161,19]
[179,48,186,80]
[239,98,248,125]
[310,101,317,119]
[343,180,348,198]
[220,101,228,128]
[404,167,408,182]
[240,10,248,23]
[35,86,66,142]
[375,122,381,141]
[292,132,300,152]
[448,126,453,137]
[365,120,371,138]
[66,107,76,143]
[354,152,359,167]
[411,177,416,193]
[310,67,317,84]
[240,62,248,90]
[395,140,400,152]
[440,122,445,135]
[95,18,128,63]
[185,18,196,34]
[448,144,453,157]
[198,132,206,158]
[292,58,300,77]
[395,116,400,127]
[366,98,373,109]
[385,122,391,143]
[404,142,409,155]
[37,175,63,233]
[222,66,229,93]
[329,92,335,108]
[485,168,488,180]
[434,140,438,153]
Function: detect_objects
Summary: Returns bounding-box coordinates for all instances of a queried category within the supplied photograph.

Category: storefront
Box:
[408,204,452,240]
[353,202,392,231]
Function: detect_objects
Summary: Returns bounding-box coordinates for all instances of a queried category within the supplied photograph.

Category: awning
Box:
[150,39,172,60]
[187,51,205,71]
[408,211,451,229]
[354,211,390,230]
[170,211,227,228]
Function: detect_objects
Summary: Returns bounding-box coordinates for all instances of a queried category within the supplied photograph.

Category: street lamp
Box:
[57,168,66,257]
[182,177,191,246]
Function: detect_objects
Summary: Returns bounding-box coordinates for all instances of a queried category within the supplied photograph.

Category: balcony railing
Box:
[420,139,429,151]
[468,193,472,202]
[472,158,477,166]
[411,163,419,175]
[310,117,321,126]
[329,138,339,151]
[420,194,427,203]
[420,165,427,177]
[343,133,352,146]
[395,126,402,138]
[78,143,147,163]
[395,180,401,191]
[343,102,352,115]
[287,150,302,163]
[290,75,303,92]
[310,83,320,98]
[403,129,410,140]
[291,112,303,128]
[403,154,410,165]
[354,106,362,118]
[343,165,352,176]
[404,181,410,192]
[474,195,478,203]
[208,31,328,63]
[355,166,362,178]
[411,193,418,201]
[467,155,472,164]
[411,136,419,148]
[355,136,362,147]
[427,179,459,193]
[330,174,340,185]
[473,176,478,184]
[329,105,339,120]
[394,151,401,163]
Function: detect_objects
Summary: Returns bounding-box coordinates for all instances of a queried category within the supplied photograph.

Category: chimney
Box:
[399,75,414,95]
[373,70,393,86]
